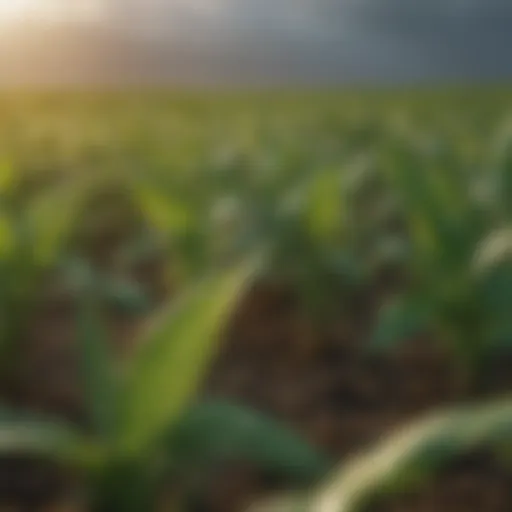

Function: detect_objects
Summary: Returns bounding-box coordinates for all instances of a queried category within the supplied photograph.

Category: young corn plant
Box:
[369,129,512,390]
[0,254,330,511]
[252,395,512,512]
[253,154,404,319]
[129,170,214,284]
[131,138,396,320]
[0,163,89,377]
[206,154,374,320]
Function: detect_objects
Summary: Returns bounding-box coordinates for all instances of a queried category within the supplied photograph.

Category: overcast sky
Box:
[2,0,512,84]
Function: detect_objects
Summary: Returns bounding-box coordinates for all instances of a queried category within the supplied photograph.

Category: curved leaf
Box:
[0,408,102,469]
[308,397,512,512]
[168,401,331,482]
[473,228,512,273]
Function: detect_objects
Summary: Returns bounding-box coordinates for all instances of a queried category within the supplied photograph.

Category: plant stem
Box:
[93,460,159,512]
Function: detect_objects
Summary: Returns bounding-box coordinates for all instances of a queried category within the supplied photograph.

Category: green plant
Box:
[205,160,369,318]
[0,164,89,375]
[252,396,512,512]
[369,128,512,389]
[0,254,330,511]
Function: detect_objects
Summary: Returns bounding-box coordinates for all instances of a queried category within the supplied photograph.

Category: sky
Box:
[1,0,512,85]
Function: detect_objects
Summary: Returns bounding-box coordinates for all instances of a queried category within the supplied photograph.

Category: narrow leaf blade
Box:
[168,401,331,482]
[76,285,118,442]
[0,408,102,468]
[118,255,261,456]
[310,397,512,512]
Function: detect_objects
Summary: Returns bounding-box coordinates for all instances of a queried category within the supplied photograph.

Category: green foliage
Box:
[0,407,99,467]
[0,169,90,374]
[168,401,331,482]
[371,295,432,351]
[76,280,119,441]
[252,397,512,512]
[2,90,512,509]
[367,126,512,385]
[117,255,261,457]
[0,253,327,510]
[64,258,151,314]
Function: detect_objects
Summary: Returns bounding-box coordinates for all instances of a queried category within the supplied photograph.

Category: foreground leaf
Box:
[281,396,512,512]
[0,408,102,468]
[168,401,331,482]
[117,254,261,457]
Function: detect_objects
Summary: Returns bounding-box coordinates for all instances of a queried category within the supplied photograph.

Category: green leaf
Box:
[134,186,192,236]
[304,169,343,243]
[25,179,89,267]
[370,296,432,352]
[473,228,512,274]
[0,214,14,259]
[0,160,15,196]
[102,276,151,314]
[76,287,119,442]
[117,254,261,457]
[63,258,150,313]
[168,401,331,482]
[382,142,477,272]
[492,123,512,220]
[487,317,512,351]
[472,233,512,350]
[0,408,102,468]
[294,397,512,512]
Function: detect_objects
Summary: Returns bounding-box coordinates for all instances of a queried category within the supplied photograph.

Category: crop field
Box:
[0,89,512,511]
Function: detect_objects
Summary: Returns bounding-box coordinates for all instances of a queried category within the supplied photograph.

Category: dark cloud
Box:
[344,0,512,79]
[108,0,512,82]
[349,0,512,30]
[2,0,512,84]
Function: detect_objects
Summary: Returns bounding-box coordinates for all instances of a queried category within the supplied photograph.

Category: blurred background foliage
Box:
[0,90,511,510]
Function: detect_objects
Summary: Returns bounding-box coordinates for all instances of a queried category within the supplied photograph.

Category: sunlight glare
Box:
[0,0,34,21]
[0,0,104,24]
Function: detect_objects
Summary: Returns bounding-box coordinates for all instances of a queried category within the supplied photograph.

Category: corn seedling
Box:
[0,254,330,511]
[0,163,90,377]
[369,127,512,389]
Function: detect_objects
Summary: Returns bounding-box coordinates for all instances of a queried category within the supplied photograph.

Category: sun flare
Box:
[0,0,104,24]
[0,0,35,21]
